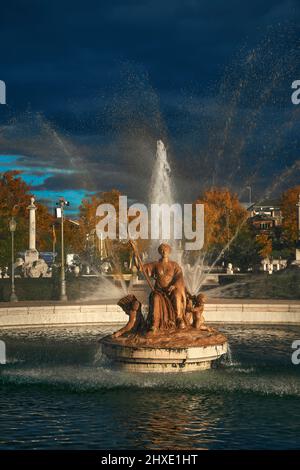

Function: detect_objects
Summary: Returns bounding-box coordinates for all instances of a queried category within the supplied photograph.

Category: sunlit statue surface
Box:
[112,242,216,344]
[113,294,145,338]
[134,242,186,333]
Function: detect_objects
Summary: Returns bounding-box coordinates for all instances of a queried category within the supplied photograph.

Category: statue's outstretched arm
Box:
[113,310,137,338]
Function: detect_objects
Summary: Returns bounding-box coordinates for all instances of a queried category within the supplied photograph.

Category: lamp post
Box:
[56,198,69,301]
[9,217,18,302]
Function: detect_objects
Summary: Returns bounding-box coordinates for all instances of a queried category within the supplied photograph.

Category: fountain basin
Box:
[100,330,228,373]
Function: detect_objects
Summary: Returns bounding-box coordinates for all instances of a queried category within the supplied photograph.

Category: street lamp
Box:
[9,217,18,302]
[55,198,70,301]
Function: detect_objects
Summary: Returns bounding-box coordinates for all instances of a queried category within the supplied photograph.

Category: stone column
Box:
[29,197,37,250]
[25,197,39,264]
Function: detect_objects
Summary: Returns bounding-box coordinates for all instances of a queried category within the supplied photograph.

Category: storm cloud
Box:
[0,0,299,209]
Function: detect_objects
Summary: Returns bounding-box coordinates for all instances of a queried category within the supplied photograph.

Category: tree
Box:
[0,171,31,268]
[35,202,55,252]
[195,187,248,250]
[79,189,122,235]
[63,219,85,254]
[225,226,261,271]
[0,171,31,214]
[79,189,131,268]
[256,233,273,259]
[0,171,54,268]
[281,185,300,245]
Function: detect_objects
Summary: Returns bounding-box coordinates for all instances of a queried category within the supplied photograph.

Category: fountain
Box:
[101,141,228,372]
[101,240,227,372]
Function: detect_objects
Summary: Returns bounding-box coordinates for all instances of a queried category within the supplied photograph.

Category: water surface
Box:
[1,324,300,449]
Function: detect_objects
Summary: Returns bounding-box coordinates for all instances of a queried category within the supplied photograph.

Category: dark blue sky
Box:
[0,0,299,213]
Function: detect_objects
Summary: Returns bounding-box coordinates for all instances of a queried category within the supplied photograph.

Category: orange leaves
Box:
[195,187,248,249]
[256,233,272,259]
[0,171,53,256]
[79,189,122,234]
[0,170,31,217]
[281,185,300,244]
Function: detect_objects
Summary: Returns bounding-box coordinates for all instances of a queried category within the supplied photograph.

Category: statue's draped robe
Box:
[143,261,184,330]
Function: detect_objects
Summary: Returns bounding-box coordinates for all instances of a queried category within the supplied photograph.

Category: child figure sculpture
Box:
[186,293,208,330]
[113,294,145,338]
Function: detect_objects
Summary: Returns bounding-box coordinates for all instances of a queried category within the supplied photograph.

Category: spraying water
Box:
[149,140,174,208]
[225,343,234,366]
[148,140,175,254]
[148,140,202,290]
[148,140,191,267]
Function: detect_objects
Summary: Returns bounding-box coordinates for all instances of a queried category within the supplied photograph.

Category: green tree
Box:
[225,226,261,272]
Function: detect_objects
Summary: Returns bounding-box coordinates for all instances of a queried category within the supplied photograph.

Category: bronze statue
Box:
[185,293,209,330]
[113,294,145,338]
[130,242,187,334]
[111,242,211,340]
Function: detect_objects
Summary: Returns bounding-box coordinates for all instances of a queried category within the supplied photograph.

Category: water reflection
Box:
[1,324,300,449]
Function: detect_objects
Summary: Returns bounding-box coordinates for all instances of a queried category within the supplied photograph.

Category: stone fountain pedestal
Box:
[100,328,228,373]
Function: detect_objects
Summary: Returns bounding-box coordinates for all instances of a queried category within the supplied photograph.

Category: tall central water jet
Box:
[148,140,180,258]
[149,140,174,209]
[148,140,198,284]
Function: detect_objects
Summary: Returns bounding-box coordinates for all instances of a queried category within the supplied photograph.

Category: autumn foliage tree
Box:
[195,187,248,251]
[35,201,55,252]
[79,189,132,267]
[281,185,300,245]
[0,171,54,268]
[80,189,122,236]
[0,171,29,268]
[256,233,273,259]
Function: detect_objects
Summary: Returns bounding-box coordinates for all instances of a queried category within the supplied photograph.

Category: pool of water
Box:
[0,324,300,449]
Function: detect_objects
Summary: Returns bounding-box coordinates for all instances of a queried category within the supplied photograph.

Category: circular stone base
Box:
[100,328,228,373]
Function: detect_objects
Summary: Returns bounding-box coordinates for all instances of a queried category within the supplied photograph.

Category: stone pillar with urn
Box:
[25,197,39,264]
